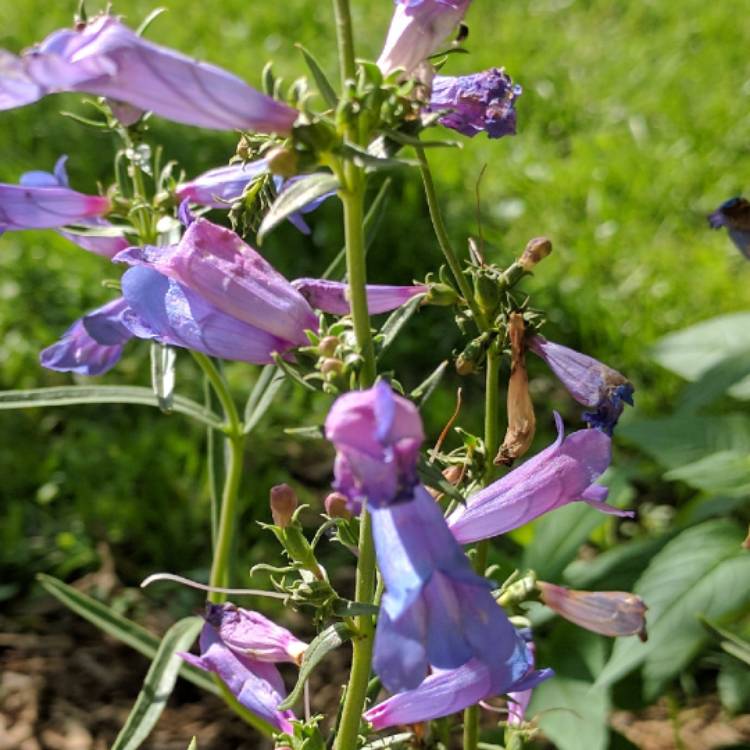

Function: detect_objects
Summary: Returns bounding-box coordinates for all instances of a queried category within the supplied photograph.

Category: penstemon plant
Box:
[0,2,649,749]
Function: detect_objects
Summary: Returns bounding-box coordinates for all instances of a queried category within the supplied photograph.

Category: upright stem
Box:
[332,0,356,85]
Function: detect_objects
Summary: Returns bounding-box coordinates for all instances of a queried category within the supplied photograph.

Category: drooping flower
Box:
[708,196,750,259]
[377,0,472,76]
[325,382,537,695]
[538,582,648,641]
[528,335,634,434]
[364,657,551,730]
[180,619,295,733]
[115,218,319,347]
[0,15,297,133]
[447,413,632,545]
[203,602,307,665]
[292,278,428,316]
[40,297,132,376]
[429,68,521,139]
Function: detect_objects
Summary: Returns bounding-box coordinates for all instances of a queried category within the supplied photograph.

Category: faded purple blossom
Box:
[377,0,472,76]
[40,297,132,376]
[292,278,428,315]
[203,602,307,665]
[538,582,648,641]
[429,68,521,138]
[115,218,319,347]
[528,335,634,434]
[507,630,537,726]
[708,197,750,259]
[447,413,632,545]
[0,15,297,133]
[180,621,295,733]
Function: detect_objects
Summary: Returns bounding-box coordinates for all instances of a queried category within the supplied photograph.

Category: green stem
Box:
[416,147,488,331]
[332,0,356,85]
[191,352,242,436]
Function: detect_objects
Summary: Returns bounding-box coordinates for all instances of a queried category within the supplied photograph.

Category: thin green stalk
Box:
[332,0,356,85]
[191,352,242,436]
[416,147,488,331]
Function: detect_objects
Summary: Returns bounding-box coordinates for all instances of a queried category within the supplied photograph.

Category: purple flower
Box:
[708,197,750,259]
[538,582,648,641]
[0,15,297,133]
[15,156,128,257]
[115,218,319,347]
[180,621,295,733]
[447,413,632,545]
[292,278,428,315]
[507,630,537,726]
[176,160,271,209]
[364,657,551,730]
[429,68,521,139]
[204,602,307,665]
[528,335,634,434]
[377,0,472,76]
[40,297,132,376]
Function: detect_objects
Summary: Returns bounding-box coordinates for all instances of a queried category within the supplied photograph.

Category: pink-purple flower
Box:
[447,413,632,545]
[292,278,428,316]
[0,15,297,133]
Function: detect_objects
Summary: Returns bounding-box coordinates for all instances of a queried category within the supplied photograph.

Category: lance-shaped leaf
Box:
[410,360,449,406]
[243,365,286,434]
[258,173,340,242]
[377,294,424,358]
[150,342,176,413]
[296,44,338,109]
[277,623,352,710]
[111,616,204,750]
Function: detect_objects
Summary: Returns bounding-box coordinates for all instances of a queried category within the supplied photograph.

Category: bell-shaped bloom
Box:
[292,278,428,316]
[429,68,521,139]
[448,413,632,545]
[538,582,648,641]
[180,621,295,733]
[120,266,298,364]
[325,379,425,512]
[14,155,128,257]
[115,218,319,347]
[377,0,472,76]
[0,15,297,133]
[708,196,750,259]
[528,335,634,434]
[40,297,132,376]
[365,657,552,730]
[204,602,307,665]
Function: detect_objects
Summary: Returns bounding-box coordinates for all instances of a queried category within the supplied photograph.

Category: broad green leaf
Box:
[596,520,750,696]
[701,618,750,666]
[150,342,176,413]
[675,493,750,526]
[296,44,338,108]
[652,312,750,399]
[278,623,352,710]
[36,574,217,696]
[0,386,223,430]
[717,657,750,714]
[243,365,285,434]
[664,450,750,495]
[377,294,425,358]
[258,173,339,241]
[112,616,203,750]
[679,351,750,411]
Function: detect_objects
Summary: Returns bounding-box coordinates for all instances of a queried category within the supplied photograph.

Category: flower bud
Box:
[270,484,298,528]
[538,581,647,641]
[518,237,552,272]
[423,282,460,307]
[266,146,299,179]
[474,272,501,319]
[324,492,352,520]
[318,335,340,357]
[321,358,344,378]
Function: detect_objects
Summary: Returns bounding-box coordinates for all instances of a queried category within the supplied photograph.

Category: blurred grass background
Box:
[0,0,748,599]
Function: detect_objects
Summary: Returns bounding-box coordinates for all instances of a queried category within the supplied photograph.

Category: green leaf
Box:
[701,618,750,666]
[679,351,750,411]
[339,143,417,172]
[652,312,750,399]
[112,616,203,750]
[416,457,464,504]
[258,173,339,241]
[243,365,286,434]
[0,386,223,430]
[377,294,424,358]
[596,520,750,697]
[186,739,198,750]
[277,623,352,710]
[36,574,217,696]
[717,656,750,714]
[296,44,338,108]
[380,128,461,149]
[150,342,176,413]
[664,450,750,495]
[410,360,449,406]
[362,734,413,749]
[136,7,168,36]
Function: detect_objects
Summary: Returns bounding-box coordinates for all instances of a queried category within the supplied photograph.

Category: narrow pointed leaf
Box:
[410,360,448,406]
[701,618,750,666]
[363,734,414,749]
[277,623,352,710]
[150,342,176,413]
[111,616,203,750]
[243,365,286,434]
[296,44,338,108]
[186,739,197,750]
[416,456,464,504]
[377,294,424,358]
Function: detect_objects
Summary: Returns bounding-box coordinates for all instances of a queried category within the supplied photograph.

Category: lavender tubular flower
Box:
[538,582,648,641]
[40,298,132,376]
[1,16,298,133]
[429,68,521,139]
[115,218,319,347]
[180,622,295,733]
[528,335,634,434]
[176,160,271,209]
[292,278,428,315]
[507,630,537,726]
[708,196,750,259]
[377,0,472,76]
[448,413,632,545]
